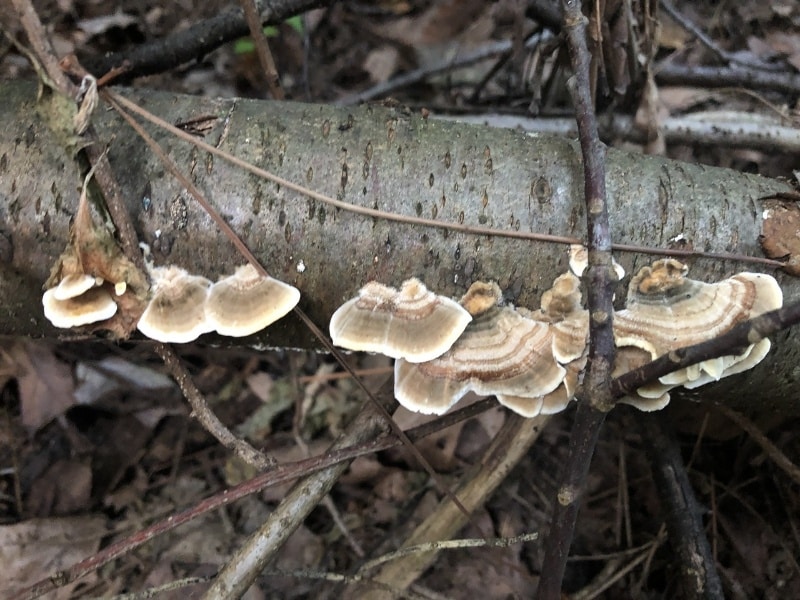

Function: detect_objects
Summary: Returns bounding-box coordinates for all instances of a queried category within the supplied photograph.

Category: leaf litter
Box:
[2,0,800,597]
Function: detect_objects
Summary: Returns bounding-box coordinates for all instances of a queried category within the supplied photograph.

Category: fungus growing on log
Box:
[42,286,118,328]
[497,359,583,418]
[394,281,566,415]
[613,259,783,408]
[41,168,149,338]
[137,266,213,343]
[329,278,471,363]
[52,273,102,300]
[498,272,589,417]
[205,264,300,337]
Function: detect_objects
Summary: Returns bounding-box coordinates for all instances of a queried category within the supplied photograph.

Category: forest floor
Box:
[1,1,800,598]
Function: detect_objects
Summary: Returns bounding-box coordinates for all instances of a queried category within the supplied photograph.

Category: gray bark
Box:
[0,79,797,414]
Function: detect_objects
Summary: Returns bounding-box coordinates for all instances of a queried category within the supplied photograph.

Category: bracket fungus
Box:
[137,266,213,343]
[610,346,672,412]
[205,264,300,337]
[535,272,590,365]
[52,273,102,300]
[329,278,472,363]
[42,286,118,328]
[496,272,589,417]
[394,281,567,415]
[41,164,151,338]
[569,244,625,280]
[497,357,584,417]
[613,259,783,407]
[43,270,118,329]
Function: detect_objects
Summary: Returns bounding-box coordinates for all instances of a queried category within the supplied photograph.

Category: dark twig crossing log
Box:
[537,0,617,596]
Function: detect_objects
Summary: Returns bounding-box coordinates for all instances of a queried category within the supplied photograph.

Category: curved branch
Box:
[82,0,327,81]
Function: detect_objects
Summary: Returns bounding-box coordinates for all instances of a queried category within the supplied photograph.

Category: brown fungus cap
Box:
[536,272,589,365]
[393,298,566,415]
[458,280,503,317]
[205,264,300,337]
[329,278,472,363]
[496,355,584,417]
[617,390,671,412]
[137,266,213,343]
[540,272,583,321]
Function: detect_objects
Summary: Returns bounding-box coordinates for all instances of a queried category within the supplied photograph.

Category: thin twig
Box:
[153,343,275,470]
[713,403,800,487]
[538,0,617,596]
[655,62,800,97]
[238,0,285,99]
[356,532,539,574]
[82,0,327,81]
[10,0,75,94]
[537,401,607,598]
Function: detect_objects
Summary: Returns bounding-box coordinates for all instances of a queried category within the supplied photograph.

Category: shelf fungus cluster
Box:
[43,273,118,328]
[331,274,589,417]
[42,176,149,336]
[613,259,782,410]
[137,264,300,343]
[331,259,782,418]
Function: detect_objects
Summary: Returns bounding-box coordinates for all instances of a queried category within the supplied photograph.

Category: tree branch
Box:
[1,79,798,417]
[82,0,328,81]
[640,413,725,599]
[538,1,617,595]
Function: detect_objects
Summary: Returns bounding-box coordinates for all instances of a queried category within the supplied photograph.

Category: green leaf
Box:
[234,38,255,54]
[233,15,303,55]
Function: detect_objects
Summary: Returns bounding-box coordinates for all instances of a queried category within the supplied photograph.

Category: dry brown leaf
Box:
[27,459,92,517]
[363,46,402,83]
[2,340,76,430]
[760,200,800,275]
[0,515,106,599]
[750,31,800,70]
[374,0,489,48]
